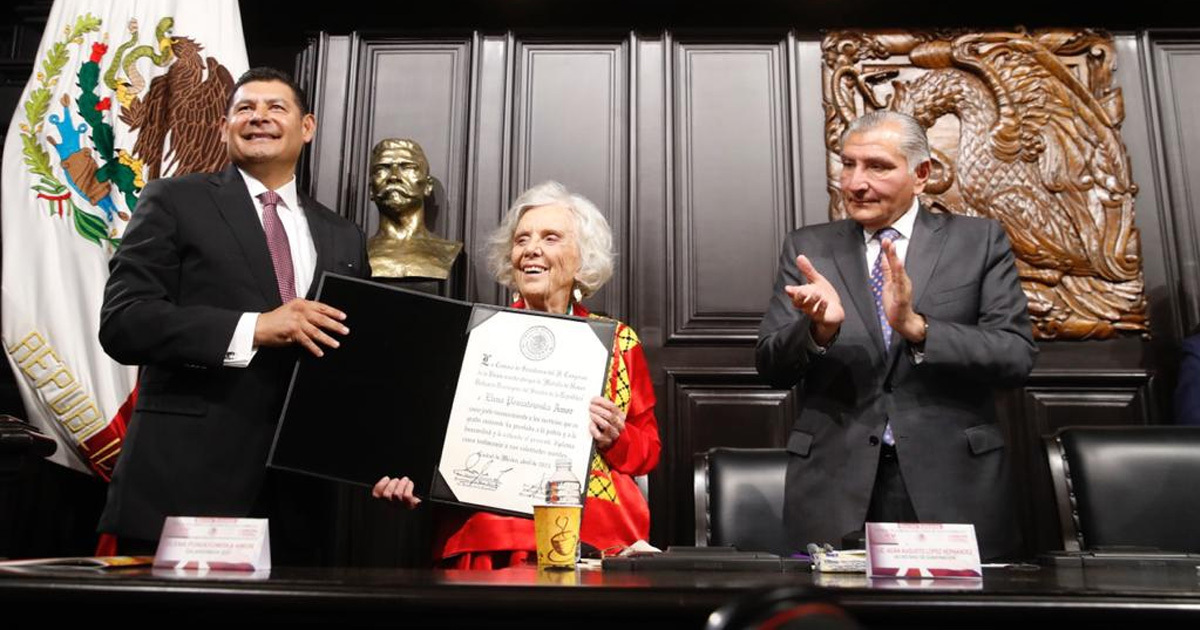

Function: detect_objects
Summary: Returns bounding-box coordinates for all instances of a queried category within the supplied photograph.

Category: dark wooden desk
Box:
[2,563,1199,627]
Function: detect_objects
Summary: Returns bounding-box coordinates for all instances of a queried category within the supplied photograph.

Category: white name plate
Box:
[865,522,982,579]
[153,517,270,571]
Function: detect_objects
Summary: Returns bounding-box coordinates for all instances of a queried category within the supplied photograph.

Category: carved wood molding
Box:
[822,29,1148,341]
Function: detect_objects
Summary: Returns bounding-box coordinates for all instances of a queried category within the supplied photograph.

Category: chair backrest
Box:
[1045,426,1200,553]
[694,447,791,555]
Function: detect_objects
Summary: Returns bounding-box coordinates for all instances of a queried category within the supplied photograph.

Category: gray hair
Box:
[486,181,615,298]
[841,111,930,173]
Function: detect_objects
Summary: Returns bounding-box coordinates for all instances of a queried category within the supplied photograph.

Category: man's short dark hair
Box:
[226,67,310,116]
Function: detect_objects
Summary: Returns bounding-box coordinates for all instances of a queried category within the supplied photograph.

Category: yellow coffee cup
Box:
[533,504,582,569]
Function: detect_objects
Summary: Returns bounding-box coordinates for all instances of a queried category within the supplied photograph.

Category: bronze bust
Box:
[367,138,462,279]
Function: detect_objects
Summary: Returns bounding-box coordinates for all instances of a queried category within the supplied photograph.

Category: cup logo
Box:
[548,514,577,561]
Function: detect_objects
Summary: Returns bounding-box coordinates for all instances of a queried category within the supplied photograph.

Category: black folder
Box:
[268,273,615,512]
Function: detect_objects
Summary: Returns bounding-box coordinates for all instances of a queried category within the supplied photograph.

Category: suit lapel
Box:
[210,166,282,308]
[905,205,948,315]
[829,220,887,358]
[300,192,332,300]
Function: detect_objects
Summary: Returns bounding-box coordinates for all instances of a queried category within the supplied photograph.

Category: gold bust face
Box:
[370,140,433,216]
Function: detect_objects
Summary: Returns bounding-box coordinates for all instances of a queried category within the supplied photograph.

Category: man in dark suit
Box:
[756,111,1036,560]
[97,68,368,563]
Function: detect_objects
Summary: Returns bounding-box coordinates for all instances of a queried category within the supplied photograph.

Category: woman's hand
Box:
[372,475,422,509]
[589,396,626,451]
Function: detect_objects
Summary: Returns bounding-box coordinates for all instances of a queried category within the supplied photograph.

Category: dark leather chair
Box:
[1045,426,1200,553]
[693,447,791,555]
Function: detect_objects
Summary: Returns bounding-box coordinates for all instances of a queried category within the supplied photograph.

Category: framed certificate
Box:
[268,273,614,518]
[428,308,613,516]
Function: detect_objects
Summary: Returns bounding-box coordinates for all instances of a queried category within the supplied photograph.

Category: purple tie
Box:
[258,190,296,303]
[869,227,901,350]
[870,227,901,446]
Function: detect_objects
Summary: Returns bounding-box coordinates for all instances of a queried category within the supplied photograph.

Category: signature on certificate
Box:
[518,472,549,499]
[453,451,513,490]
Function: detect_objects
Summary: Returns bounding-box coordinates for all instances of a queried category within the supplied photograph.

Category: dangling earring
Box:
[513,291,522,303]
[572,284,583,303]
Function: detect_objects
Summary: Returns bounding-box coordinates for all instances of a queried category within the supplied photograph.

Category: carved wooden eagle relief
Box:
[823,29,1148,341]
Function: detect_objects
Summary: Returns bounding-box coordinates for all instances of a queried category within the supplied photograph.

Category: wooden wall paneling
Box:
[301,33,353,212]
[1146,34,1200,335]
[510,38,629,319]
[631,33,671,539]
[1108,34,1179,426]
[669,38,793,343]
[660,369,794,548]
[784,32,802,233]
[341,31,365,215]
[795,39,831,229]
[292,36,317,191]
[624,31,640,334]
[1113,35,1181,348]
[465,33,514,305]
[1022,373,1157,433]
[631,31,669,346]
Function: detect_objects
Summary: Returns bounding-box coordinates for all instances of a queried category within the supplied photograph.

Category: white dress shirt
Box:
[224,169,318,367]
[861,197,919,270]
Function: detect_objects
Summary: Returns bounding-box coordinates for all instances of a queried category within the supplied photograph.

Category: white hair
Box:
[486,181,615,298]
[842,111,931,173]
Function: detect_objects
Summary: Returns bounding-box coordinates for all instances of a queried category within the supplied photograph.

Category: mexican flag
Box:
[1,0,248,479]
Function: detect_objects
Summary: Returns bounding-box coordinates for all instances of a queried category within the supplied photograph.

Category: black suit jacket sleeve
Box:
[756,234,820,390]
[920,220,1036,385]
[99,179,241,368]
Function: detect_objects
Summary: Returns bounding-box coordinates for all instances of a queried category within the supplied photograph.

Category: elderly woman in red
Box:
[374,181,661,569]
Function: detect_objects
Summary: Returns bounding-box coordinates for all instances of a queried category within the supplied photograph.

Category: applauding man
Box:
[756,111,1036,559]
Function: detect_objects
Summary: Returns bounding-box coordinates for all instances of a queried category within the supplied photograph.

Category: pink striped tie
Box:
[258,190,296,303]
